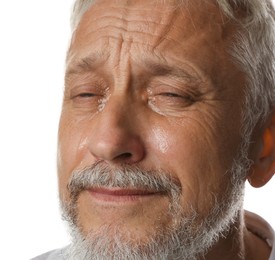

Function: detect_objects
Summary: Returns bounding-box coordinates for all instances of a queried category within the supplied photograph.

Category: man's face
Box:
[58,0,248,257]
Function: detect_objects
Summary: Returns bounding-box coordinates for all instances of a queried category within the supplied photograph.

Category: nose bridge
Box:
[88,93,144,163]
[99,93,133,133]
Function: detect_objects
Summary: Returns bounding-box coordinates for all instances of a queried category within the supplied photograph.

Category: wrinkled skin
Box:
[58,0,270,259]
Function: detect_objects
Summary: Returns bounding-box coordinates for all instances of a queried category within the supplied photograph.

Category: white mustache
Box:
[67,163,182,199]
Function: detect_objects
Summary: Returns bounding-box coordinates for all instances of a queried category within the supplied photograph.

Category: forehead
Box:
[67,0,240,83]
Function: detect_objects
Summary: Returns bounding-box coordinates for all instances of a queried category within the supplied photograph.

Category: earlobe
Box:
[248,119,275,188]
[248,162,275,188]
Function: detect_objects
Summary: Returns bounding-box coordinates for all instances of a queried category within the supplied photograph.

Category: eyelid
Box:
[148,83,201,97]
[69,85,103,100]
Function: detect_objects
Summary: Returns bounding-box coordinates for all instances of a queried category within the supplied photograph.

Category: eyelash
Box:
[76,93,95,98]
[69,83,105,99]
[151,87,199,100]
[158,92,195,100]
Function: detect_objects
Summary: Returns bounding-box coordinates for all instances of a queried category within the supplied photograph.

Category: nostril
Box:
[119,153,132,160]
[112,152,133,162]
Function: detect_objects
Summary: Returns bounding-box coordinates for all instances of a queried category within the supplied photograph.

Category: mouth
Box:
[88,187,164,204]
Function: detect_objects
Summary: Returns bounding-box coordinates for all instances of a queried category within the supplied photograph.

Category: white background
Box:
[0,1,274,259]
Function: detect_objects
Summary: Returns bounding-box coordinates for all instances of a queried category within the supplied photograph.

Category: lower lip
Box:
[88,188,161,204]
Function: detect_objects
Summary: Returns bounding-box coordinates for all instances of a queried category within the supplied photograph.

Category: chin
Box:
[61,193,243,260]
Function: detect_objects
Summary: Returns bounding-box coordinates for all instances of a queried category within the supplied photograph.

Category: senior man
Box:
[33,0,275,259]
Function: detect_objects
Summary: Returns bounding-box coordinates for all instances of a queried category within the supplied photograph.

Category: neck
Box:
[202,212,271,260]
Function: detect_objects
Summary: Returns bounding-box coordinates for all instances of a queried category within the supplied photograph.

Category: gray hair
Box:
[69,0,275,144]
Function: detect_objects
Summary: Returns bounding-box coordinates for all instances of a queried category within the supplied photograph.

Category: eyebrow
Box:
[66,52,108,76]
[143,61,202,84]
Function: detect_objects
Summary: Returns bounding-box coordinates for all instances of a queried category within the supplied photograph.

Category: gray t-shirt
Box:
[31,248,66,260]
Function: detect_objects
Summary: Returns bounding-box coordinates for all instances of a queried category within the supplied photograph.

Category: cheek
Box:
[148,119,217,169]
[147,118,239,213]
[151,128,170,154]
[57,115,91,193]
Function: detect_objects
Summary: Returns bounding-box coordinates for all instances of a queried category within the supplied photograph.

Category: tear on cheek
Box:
[98,94,110,112]
[152,128,170,154]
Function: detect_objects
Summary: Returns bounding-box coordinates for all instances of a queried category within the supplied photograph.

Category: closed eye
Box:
[157,92,196,102]
[77,92,96,98]
[159,92,186,98]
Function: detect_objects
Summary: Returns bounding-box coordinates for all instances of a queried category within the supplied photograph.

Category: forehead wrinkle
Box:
[74,3,188,44]
[151,8,180,50]
[80,5,175,28]
[76,14,180,44]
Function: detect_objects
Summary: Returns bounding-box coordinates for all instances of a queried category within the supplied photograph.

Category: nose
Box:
[88,96,145,164]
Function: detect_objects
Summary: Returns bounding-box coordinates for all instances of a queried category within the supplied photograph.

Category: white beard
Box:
[61,158,247,260]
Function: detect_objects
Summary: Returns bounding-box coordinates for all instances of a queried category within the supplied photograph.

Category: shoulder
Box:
[245,211,274,247]
[245,210,275,260]
[31,247,68,260]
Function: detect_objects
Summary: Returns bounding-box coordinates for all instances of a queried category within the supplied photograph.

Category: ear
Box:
[248,114,275,188]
